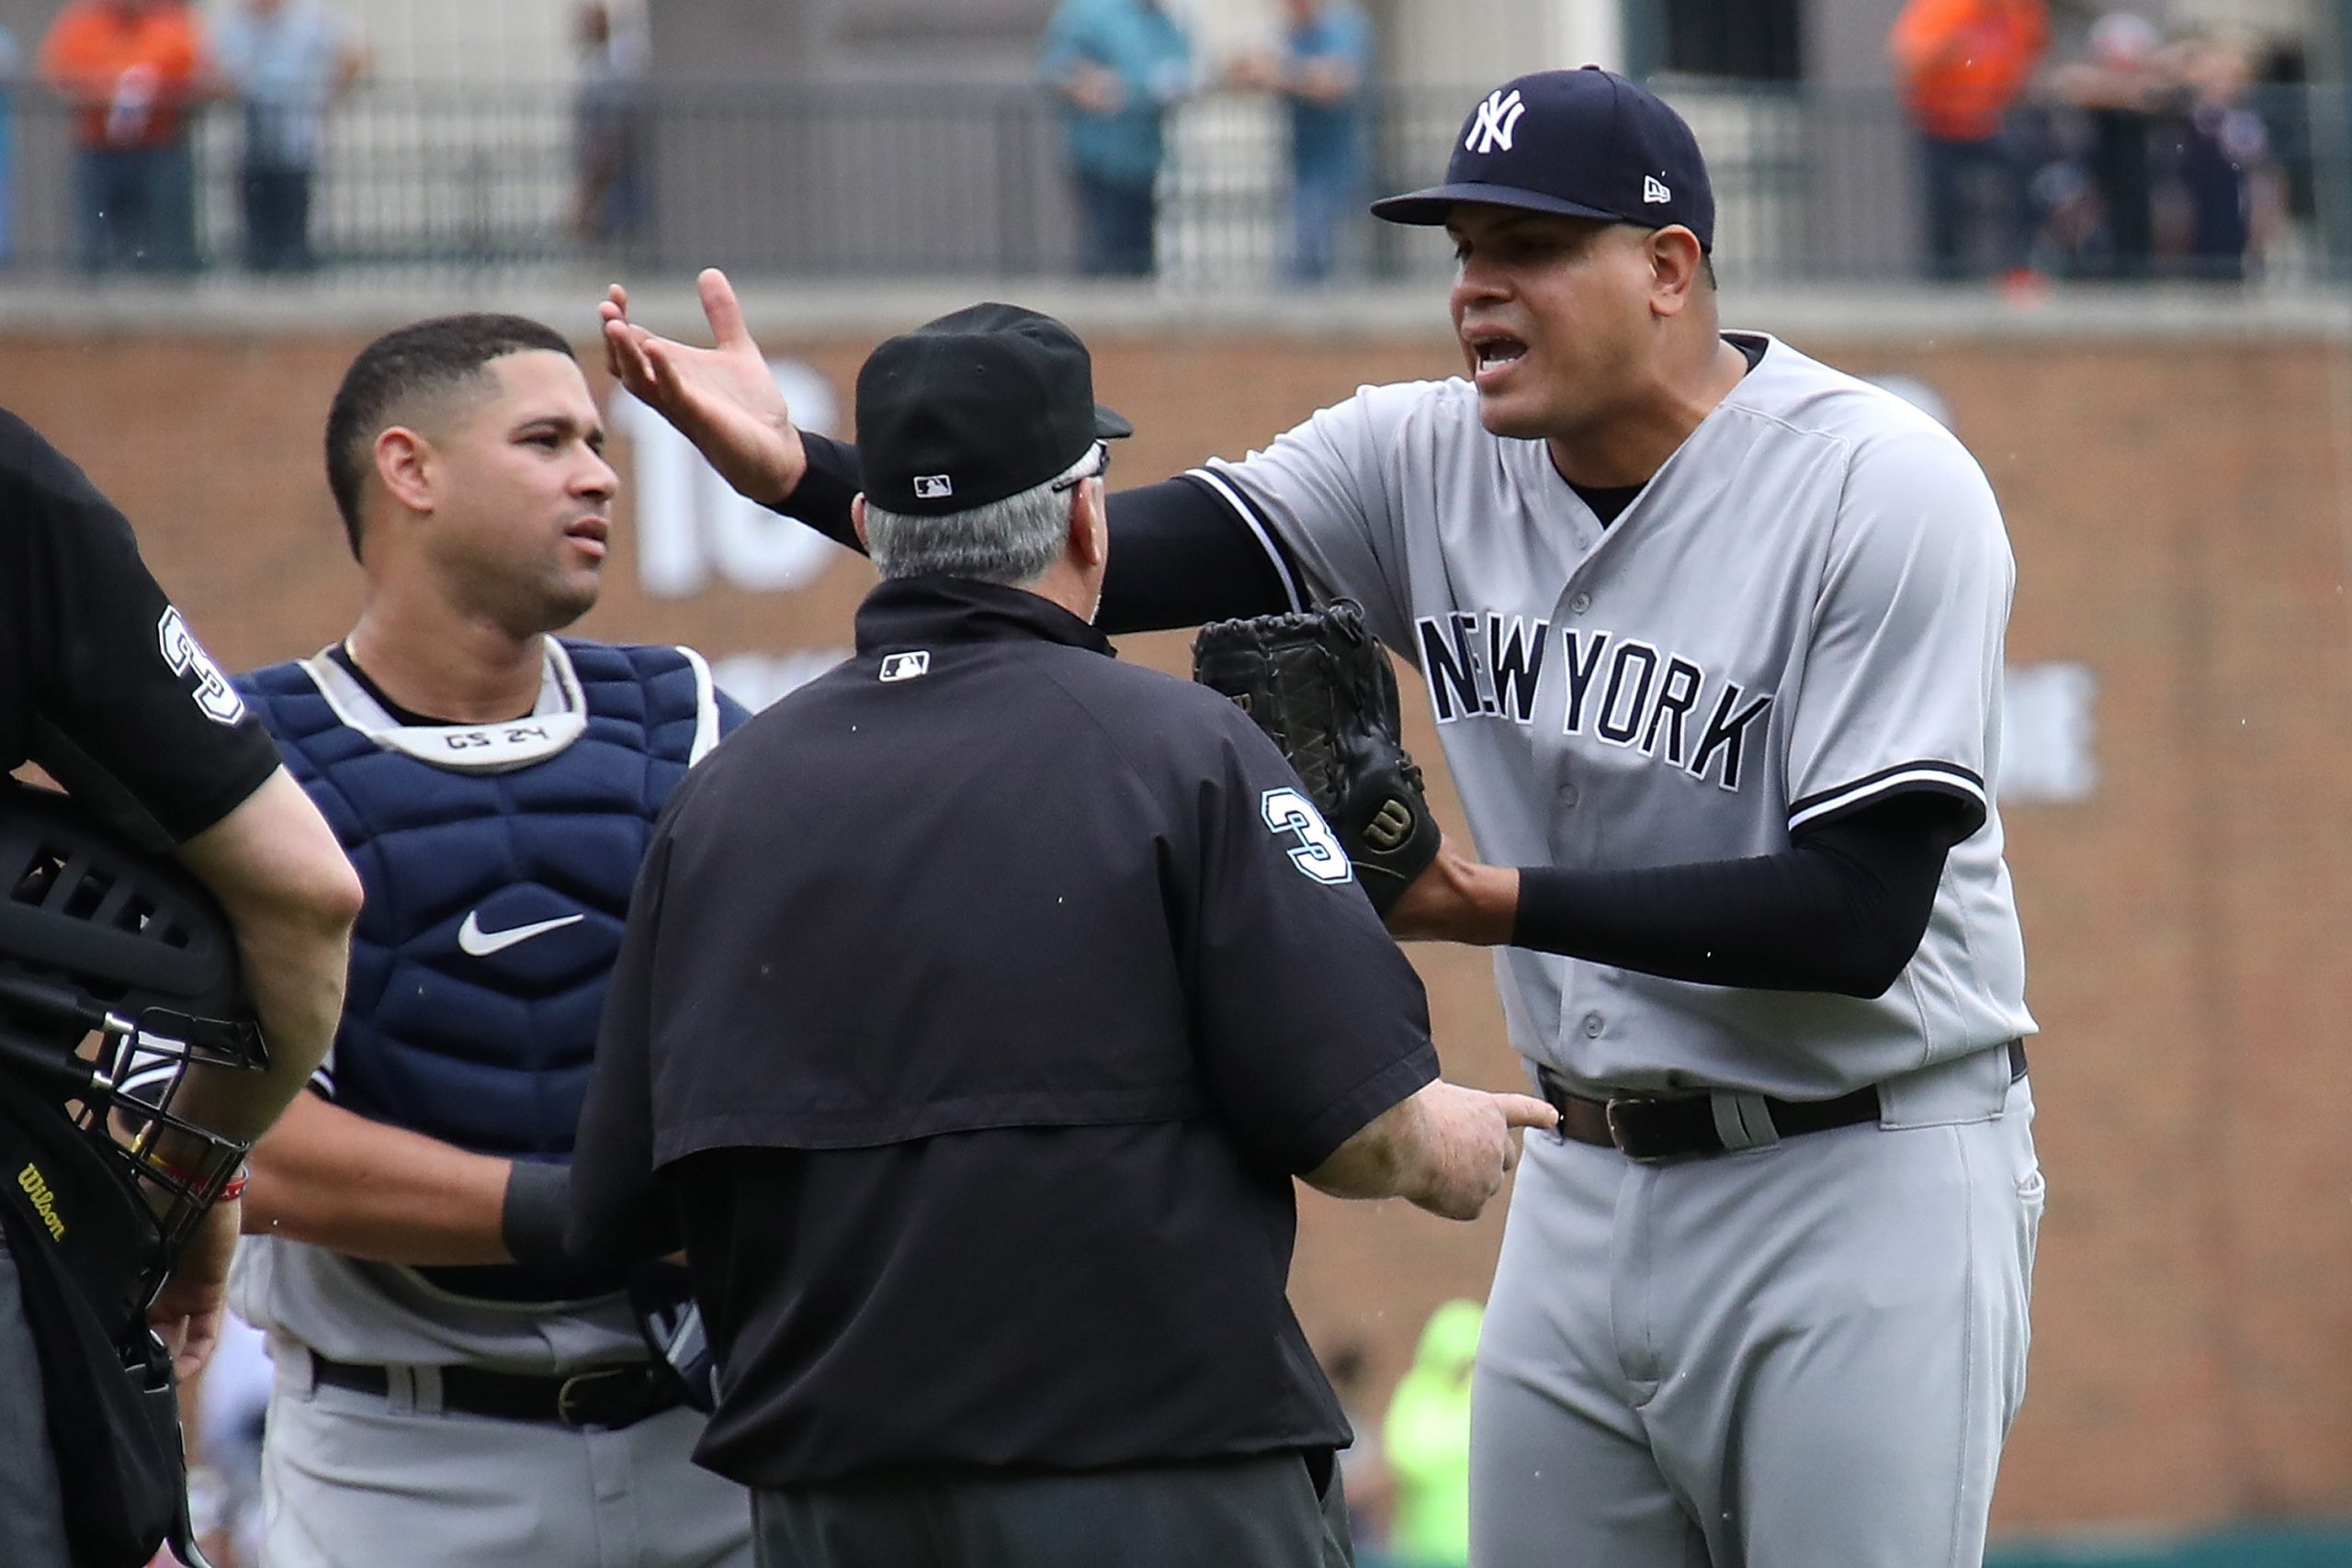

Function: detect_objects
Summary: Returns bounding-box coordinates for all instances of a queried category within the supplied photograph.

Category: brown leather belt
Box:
[1538,1041,2028,1164]
[308,1352,679,1430]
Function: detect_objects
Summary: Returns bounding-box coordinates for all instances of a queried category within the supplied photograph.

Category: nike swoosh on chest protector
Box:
[457,910,586,957]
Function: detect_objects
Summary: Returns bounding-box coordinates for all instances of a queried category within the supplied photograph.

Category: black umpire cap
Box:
[856,303,1133,518]
[1372,66,1715,252]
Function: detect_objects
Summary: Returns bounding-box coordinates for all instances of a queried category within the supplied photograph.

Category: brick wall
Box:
[6,322,2346,1534]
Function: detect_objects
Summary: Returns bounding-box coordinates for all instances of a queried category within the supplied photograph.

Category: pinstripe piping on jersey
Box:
[1188,467,1306,612]
[1785,761,1986,832]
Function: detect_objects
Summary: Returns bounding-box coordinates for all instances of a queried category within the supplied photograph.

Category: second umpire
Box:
[0,407,361,1567]
[571,304,1553,1568]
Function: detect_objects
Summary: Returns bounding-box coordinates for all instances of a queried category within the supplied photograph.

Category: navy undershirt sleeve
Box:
[1510,793,1969,998]
[1095,476,1295,632]
[773,439,1292,633]
[775,432,865,552]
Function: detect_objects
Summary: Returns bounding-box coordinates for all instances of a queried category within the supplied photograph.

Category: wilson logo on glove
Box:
[1363,797,1418,855]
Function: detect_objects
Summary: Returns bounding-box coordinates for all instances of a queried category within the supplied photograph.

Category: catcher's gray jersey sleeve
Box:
[1193,382,1431,645]
[1784,423,2014,837]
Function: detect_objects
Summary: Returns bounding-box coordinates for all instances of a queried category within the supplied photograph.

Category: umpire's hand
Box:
[148,1197,239,1381]
[1306,1078,1556,1222]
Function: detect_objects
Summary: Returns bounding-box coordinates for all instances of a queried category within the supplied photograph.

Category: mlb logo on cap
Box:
[913,475,954,500]
[1373,66,1715,252]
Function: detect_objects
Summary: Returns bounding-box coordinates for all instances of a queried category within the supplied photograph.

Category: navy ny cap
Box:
[856,303,1132,517]
[1372,66,1715,251]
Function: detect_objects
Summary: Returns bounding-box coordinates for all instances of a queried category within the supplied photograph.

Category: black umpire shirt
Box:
[1,408,278,840]
[571,575,1441,1489]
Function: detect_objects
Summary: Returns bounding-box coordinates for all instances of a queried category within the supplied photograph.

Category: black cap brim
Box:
[1096,403,1134,439]
[1370,181,1624,227]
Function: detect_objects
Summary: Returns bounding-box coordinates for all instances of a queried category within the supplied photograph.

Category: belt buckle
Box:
[556,1365,641,1430]
[1602,1098,1670,1165]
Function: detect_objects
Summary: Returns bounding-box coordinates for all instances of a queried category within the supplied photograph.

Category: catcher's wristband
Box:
[137,1146,248,1201]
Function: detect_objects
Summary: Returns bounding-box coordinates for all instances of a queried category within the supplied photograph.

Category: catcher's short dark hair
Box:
[324,313,575,558]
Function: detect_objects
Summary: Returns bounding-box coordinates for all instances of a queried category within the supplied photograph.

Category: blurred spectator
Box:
[37,0,209,276]
[569,2,649,250]
[2251,38,2313,236]
[2168,32,2275,281]
[1889,0,2048,282]
[0,28,17,267]
[1323,1339,1396,1562]
[1228,0,1373,284]
[2040,18,2281,283]
[2047,11,2165,279]
[210,0,363,274]
[1385,1299,1481,1568]
[1040,0,1193,277]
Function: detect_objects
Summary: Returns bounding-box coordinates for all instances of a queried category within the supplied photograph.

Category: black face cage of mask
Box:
[0,781,268,1353]
[0,968,266,1341]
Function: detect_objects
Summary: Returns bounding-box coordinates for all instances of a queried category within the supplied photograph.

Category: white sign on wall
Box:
[711,649,854,712]
[613,359,850,598]
[1999,661,2098,805]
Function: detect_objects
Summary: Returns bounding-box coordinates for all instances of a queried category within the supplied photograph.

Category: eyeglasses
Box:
[1049,442,1112,493]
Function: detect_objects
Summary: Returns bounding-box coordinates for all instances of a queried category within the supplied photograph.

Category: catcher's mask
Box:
[0,780,266,1350]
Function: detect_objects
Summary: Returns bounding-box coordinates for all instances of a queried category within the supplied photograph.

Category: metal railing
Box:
[0,76,2341,290]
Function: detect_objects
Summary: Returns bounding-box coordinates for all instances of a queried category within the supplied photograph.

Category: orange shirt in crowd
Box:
[37,0,207,150]
[1890,0,2049,141]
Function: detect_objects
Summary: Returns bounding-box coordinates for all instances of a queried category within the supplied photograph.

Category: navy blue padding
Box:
[239,642,744,1302]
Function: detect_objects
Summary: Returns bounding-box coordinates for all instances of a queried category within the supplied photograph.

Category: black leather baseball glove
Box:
[1192,599,1442,917]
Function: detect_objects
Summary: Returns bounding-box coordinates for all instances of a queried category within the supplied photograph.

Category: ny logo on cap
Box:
[913,475,953,500]
[1465,88,1526,155]
[1643,175,1671,204]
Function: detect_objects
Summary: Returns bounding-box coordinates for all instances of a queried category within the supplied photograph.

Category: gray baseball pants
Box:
[0,1232,70,1568]
[258,1348,755,1568]
[1471,1076,2041,1567]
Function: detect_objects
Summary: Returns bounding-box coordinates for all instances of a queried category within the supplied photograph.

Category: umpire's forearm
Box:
[1306,1078,1539,1221]
[170,768,365,1142]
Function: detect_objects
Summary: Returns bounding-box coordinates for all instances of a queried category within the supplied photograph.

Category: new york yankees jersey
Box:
[1198,332,2035,1102]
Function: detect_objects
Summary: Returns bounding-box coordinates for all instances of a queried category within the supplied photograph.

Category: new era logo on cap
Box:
[1643,175,1671,204]
[913,475,954,500]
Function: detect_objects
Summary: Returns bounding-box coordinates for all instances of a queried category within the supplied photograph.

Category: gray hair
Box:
[864,446,1098,585]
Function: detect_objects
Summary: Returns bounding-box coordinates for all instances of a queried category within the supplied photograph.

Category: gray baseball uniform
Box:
[1196,332,2042,1565]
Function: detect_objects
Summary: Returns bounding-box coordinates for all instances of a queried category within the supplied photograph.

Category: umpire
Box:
[0,407,362,1567]
[570,304,1553,1568]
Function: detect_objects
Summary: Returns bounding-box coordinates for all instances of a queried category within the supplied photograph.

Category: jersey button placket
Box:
[1547,773,1583,857]
[1568,591,1592,615]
